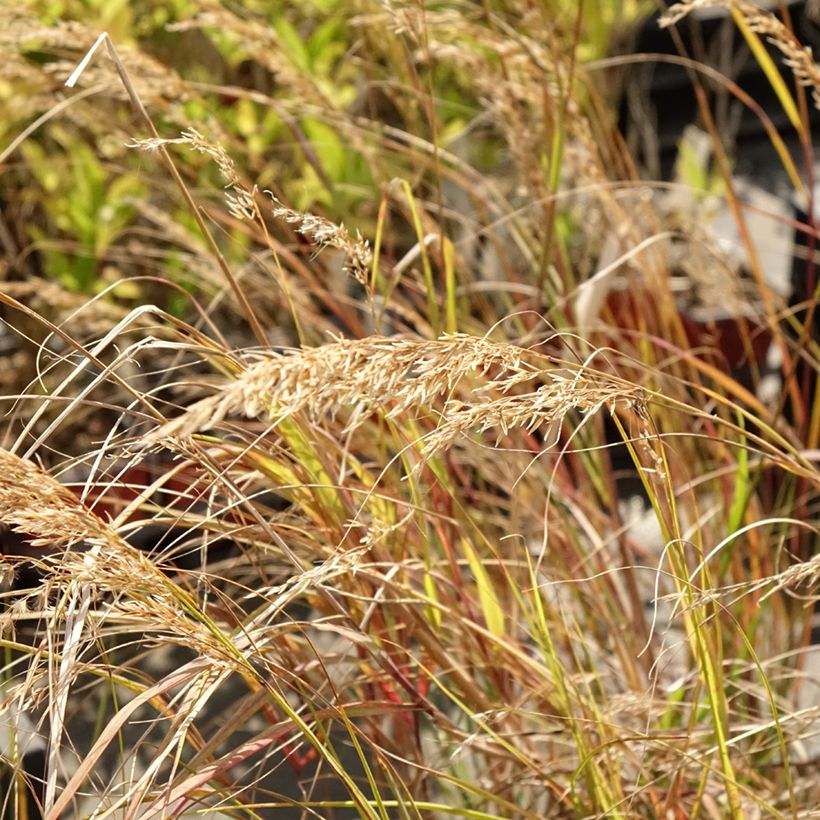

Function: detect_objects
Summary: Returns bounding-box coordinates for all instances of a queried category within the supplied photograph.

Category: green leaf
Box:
[461,539,505,639]
[274,16,309,71]
[303,117,345,183]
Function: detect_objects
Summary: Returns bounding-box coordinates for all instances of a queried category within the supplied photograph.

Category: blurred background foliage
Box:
[1,0,649,326]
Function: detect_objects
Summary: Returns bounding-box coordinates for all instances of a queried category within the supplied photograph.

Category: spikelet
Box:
[270,197,372,286]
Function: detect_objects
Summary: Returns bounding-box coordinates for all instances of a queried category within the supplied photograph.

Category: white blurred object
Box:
[0,683,46,760]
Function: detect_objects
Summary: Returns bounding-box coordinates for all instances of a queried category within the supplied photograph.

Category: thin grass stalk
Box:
[66,33,269,348]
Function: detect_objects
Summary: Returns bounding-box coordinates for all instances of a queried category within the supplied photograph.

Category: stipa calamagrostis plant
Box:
[2,1,820,817]
[132,321,819,816]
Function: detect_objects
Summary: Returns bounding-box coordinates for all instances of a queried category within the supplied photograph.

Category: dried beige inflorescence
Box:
[0,8,102,53]
[270,198,373,286]
[3,50,47,82]
[661,0,820,109]
[373,1,567,206]
[0,449,120,551]
[145,333,642,460]
[54,546,236,664]
[45,57,189,106]
[766,549,820,595]
[423,372,639,457]
[129,129,372,284]
[129,129,241,187]
[145,333,530,439]
[0,449,234,661]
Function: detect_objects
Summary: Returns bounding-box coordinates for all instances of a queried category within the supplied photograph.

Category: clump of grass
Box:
[0,1,818,818]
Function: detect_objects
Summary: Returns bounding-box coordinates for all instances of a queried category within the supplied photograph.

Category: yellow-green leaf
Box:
[461,538,505,638]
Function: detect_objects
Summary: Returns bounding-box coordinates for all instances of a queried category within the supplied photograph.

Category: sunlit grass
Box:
[0,1,818,818]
